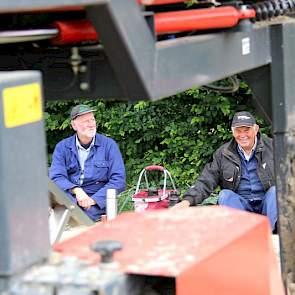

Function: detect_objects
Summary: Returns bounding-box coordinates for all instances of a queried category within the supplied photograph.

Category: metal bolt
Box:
[79,65,88,73]
[91,240,122,263]
[70,47,82,75]
[80,82,89,91]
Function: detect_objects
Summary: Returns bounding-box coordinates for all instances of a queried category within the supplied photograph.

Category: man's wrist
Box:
[71,187,81,195]
[181,200,190,207]
[183,196,194,206]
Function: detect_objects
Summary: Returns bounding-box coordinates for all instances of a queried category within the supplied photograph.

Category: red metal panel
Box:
[54,207,283,294]
[176,221,282,295]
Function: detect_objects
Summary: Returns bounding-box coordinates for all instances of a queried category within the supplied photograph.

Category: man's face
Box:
[232,125,259,151]
[71,112,96,139]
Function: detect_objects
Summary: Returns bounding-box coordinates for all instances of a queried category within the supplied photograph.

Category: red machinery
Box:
[0,0,256,46]
[47,6,256,45]
[54,206,285,295]
[154,6,256,34]
[132,165,179,212]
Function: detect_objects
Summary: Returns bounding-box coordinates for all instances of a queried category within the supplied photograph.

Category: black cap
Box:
[231,111,256,128]
[70,105,96,120]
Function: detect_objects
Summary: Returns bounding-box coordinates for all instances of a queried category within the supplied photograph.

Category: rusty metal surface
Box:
[270,21,295,293]
[282,155,295,287]
[274,134,295,294]
[55,206,284,294]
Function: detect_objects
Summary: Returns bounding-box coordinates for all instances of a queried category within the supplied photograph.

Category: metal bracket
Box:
[48,178,95,244]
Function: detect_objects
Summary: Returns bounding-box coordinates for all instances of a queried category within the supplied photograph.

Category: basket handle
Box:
[145,165,164,171]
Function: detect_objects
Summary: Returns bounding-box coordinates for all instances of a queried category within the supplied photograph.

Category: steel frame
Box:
[0,1,271,100]
[86,0,271,99]
[0,0,106,12]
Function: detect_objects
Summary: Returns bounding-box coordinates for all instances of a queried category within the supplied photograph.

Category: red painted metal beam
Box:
[154,6,256,34]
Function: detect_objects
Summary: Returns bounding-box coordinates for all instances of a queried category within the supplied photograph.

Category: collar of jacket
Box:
[65,134,101,151]
[222,132,265,160]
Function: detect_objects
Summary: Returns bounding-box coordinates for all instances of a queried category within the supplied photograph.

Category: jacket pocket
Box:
[67,161,79,174]
[222,167,236,190]
[260,162,274,188]
[93,160,109,181]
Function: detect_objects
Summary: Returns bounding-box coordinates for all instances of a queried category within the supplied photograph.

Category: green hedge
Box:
[45,85,270,196]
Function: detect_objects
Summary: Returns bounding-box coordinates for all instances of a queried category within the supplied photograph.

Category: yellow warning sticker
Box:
[3,83,42,128]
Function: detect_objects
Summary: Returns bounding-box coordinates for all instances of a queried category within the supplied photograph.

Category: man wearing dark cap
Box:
[49,104,126,221]
[173,111,277,232]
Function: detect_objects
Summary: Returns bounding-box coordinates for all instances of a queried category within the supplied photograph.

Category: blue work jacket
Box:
[49,134,126,220]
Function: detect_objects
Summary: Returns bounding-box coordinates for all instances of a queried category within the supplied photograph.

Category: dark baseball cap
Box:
[231,111,256,128]
[70,104,96,120]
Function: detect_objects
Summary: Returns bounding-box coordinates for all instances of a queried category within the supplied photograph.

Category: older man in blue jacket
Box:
[49,104,126,221]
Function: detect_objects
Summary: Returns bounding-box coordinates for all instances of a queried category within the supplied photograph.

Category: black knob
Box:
[91,240,123,263]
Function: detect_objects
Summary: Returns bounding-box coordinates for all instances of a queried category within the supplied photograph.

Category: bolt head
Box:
[80,82,89,91]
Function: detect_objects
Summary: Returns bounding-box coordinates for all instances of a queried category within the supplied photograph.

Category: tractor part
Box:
[154,6,256,34]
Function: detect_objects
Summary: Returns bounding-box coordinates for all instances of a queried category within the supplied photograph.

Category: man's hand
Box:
[170,200,190,210]
[71,187,96,209]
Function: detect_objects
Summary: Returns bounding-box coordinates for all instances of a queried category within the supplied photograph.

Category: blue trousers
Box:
[218,186,277,231]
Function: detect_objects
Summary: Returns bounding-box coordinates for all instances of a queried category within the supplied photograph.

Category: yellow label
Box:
[3,83,42,128]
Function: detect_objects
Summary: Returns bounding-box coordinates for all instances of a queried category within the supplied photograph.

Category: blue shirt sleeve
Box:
[49,141,78,191]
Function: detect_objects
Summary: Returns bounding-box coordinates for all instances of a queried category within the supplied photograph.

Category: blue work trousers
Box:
[218,186,277,231]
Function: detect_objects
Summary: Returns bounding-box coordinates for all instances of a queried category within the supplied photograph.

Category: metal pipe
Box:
[106,189,118,221]
[15,6,254,46]
[0,28,58,44]
[140,0,187,5]
[154,6,256,34]
[49,7,255,45]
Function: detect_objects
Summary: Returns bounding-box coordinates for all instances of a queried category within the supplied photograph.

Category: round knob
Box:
[91,240,123,263]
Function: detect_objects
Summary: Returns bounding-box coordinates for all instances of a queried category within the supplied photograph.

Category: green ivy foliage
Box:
[45,84,271,197]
